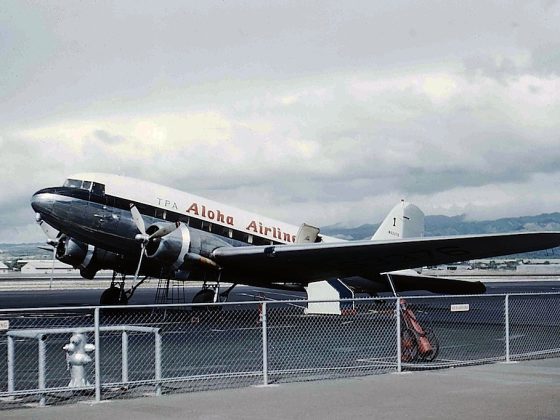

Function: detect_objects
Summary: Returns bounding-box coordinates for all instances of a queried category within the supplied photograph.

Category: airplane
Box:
[30,173,560,307]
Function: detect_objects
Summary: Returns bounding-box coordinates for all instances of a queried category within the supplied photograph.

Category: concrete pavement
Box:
[3,358,560,420]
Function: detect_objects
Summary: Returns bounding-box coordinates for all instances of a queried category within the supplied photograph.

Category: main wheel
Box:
[419,328,439,362]
[192,288,215,303]
[100,286,128,306]
[192,288,221,311]
[400,328,418,362]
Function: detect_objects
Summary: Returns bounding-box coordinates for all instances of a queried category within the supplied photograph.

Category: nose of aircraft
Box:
[30,189,55,215]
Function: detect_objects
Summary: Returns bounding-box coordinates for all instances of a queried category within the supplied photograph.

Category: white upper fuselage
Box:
[69,173,340,245]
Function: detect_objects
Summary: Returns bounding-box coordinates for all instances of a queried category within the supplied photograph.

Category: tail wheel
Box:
[419,328,440,362]
[400,328,418,362]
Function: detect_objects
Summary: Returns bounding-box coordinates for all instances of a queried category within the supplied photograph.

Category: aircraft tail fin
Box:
[371,200,425,240]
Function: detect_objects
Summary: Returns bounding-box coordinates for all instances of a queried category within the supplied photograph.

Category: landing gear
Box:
[99,271,146,306]
[100,286,128,306]
[191,273,234,310]
[191,286,236,305]
[192,288,221,311]
[192,288,216,304]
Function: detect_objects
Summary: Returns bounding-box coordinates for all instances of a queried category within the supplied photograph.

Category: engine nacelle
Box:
[56,237,121,279]
[144,223,230,271]
[56,237,87,266]
[145,223,191,269]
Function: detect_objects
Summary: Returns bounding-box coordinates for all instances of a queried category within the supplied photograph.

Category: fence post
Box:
[7,335,14,395]
[505,294,510,363]
[396,298,402,373]
[38,334,46,406]
[94,307,101,402]
[155,330,162,396]
[122,330,129,384]
[262,301,269,386]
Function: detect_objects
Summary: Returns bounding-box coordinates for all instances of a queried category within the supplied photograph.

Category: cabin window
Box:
[155,208,165,219]
[82,181,92,190]
[189,218,201,229]
[253,236,274,246]
[134,202,150,215]
[232,230,248,242]
[211,225,230,238]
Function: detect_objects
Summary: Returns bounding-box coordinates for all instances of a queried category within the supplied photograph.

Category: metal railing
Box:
[0,292,559,408]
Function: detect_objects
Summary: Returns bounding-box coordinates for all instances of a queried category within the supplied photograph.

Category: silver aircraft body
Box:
[30,173,560,305]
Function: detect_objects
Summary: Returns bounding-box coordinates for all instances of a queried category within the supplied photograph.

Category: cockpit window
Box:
[64,178,97,191]
[64,178,102,193]
[63,179,83,188]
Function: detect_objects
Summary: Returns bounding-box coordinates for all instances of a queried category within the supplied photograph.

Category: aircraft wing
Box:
[212,232,560,284]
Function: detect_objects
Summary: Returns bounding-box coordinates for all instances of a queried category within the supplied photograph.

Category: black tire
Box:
[419,328,439,362]
[192,289,221,311]
[400,328,418,362]
[100,287,128,306]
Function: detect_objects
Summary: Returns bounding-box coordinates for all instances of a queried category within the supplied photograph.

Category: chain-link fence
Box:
[1,292,560,408]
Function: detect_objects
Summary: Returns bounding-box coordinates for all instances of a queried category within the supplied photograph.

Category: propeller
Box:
[129,204,180,286]
[35,216,61,289]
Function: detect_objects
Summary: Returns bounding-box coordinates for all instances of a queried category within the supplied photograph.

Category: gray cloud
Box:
[93,130,126,145]
[2,1,560,242]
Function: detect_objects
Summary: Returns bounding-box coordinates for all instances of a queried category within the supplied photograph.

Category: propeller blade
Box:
[132,243,146,288]
[49,246,56,289]
[129,203,146,236]
[149,221,181,240]
[37,218,59,241]
[38,245,55,252]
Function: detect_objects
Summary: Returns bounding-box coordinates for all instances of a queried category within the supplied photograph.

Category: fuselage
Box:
[30,173,339,279]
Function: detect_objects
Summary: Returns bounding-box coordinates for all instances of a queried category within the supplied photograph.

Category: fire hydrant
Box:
[63,333,95,388]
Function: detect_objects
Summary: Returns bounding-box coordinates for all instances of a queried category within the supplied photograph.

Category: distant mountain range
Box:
[2,212,560,261]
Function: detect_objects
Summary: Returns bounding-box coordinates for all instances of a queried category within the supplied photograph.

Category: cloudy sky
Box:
[1,0,560,243]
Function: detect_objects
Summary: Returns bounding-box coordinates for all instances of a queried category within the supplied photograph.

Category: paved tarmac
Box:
[3,358,560,419]
[1,278,560,308]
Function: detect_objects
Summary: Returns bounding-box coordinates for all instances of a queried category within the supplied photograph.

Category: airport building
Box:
[0,262,8,274]
[19,260,76,274]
